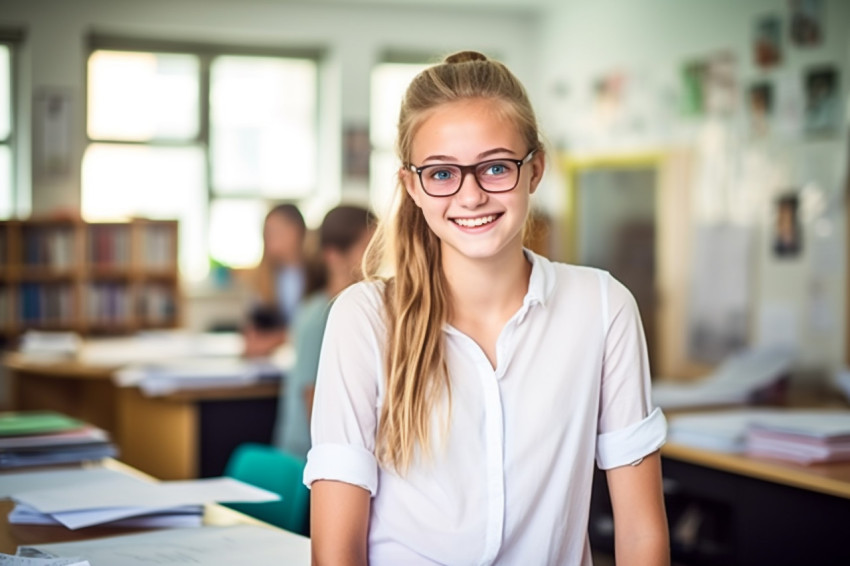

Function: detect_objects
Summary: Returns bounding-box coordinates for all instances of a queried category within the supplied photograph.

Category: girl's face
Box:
[263,213,302,265]
[402,98,544,265]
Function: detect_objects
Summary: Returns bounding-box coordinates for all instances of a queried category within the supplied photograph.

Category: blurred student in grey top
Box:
[276,204,376,458]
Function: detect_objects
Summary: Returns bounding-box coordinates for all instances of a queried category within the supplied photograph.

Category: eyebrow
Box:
[420,147,518,164]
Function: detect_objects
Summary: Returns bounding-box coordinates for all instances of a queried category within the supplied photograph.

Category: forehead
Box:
[410,98,524,159]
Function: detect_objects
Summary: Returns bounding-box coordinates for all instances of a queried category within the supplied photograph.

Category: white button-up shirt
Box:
[305,251,667,565]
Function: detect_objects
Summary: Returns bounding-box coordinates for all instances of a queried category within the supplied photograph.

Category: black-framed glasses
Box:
[408,150,536,197]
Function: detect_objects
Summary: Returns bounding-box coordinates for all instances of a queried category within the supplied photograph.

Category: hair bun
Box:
[443,50,488,64]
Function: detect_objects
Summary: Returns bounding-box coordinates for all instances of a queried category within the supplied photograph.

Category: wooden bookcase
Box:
[0,218,180,341]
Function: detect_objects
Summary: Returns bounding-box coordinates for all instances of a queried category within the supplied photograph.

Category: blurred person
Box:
[276,204,376,459]
[243,203,321,358]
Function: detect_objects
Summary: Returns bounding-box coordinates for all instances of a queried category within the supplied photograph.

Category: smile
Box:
[452,214,500,228]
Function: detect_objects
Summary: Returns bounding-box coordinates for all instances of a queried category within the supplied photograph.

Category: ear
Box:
[528,151,546,195]
[400,167,422,208]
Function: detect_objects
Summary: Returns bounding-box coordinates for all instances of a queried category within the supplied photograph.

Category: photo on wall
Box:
[789,0,823,47]
[773,193,801,258]
[748,82,773,137]
[343,125,371,179]
[803,66,839,135]
[680,51,737,117]
[753,15,782,69]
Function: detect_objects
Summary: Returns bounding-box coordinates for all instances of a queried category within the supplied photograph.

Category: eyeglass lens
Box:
[420,158,520,196]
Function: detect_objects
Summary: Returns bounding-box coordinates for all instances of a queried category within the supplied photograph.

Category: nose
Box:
[454,169,487,207]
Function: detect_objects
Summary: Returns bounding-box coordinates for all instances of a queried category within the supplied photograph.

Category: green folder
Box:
[0,411,86,437]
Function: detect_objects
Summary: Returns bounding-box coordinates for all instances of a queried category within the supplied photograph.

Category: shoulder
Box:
[327,280,386,331]
[533,253,635,310]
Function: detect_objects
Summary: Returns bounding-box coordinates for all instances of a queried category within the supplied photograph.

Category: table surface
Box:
[661,441,850,499]
[0,459,304,555]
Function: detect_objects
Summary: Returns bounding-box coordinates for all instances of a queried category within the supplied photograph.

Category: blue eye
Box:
[428,168,457,183]
[480,161,515,177]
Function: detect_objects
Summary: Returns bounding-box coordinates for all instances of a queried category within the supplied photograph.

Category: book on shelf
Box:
[141,224,175,270]
[138,283,175,324]
[22,226,75,270]
[86,282,131,325]
[19,283,75,325]
[88,225,131,268]
[0,218,180,337]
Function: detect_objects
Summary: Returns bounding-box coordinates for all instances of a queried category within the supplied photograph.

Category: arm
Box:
[303,384,316,423]
[311,480,371,566]
[606,451,670,566]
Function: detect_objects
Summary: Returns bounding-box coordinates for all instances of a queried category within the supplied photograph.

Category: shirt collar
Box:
[441,249,554,336]
[522,248,554,309]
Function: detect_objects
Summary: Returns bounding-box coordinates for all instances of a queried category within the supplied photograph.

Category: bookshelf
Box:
[0,218,180,341]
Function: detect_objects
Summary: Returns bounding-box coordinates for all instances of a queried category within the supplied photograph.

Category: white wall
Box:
[538,0,850,375]
[0,0,541,217]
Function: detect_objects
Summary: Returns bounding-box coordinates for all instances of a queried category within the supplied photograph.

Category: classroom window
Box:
[82,46,319,281]
[0,44,13,219]
[369,61,428,215]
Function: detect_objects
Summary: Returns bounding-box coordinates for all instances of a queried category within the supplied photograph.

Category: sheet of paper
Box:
[15,476,278,515]
[0,468,148,499]
[10,502,203,529]
[0,553,88,566]
[23,525,310,566]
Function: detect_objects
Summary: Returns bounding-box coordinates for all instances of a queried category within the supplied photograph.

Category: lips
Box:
[451,213,501,228]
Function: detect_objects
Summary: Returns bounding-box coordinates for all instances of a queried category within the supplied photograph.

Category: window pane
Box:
[0,146,10,218]
[370,63,427,150]
[369,149,401,218]
[88,50,199,141]
[81,143,207,280]
[0,45,10,140]
[208,198,266,268]
[210,56,317,197]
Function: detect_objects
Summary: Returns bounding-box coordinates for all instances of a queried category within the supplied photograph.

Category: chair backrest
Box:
[224,442,310,536]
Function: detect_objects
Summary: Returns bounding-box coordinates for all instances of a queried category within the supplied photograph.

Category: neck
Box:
[442,244,530,322]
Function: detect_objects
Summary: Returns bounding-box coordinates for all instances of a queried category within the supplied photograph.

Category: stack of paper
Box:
[746,411,850,464]
[652,347,794,410]
[669,409,850,464]
[668,409,788,453]
[79,331,245,367]
[18,331,82,361]
[2,467,280,529]
[0,412,117,469]
[112,345,292,396]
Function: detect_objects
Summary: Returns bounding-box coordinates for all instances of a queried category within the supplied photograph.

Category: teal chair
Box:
[224,443,310,536]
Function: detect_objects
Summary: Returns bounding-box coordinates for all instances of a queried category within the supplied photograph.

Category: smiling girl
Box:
[304,51,669,566]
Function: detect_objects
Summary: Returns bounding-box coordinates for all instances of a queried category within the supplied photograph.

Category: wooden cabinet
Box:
[0,218,180,341]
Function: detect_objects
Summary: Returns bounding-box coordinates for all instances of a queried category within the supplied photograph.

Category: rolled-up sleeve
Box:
[303,283,385,495]
[595,275,667,470]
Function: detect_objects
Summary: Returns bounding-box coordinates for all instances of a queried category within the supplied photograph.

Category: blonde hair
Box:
[364,50,543,472]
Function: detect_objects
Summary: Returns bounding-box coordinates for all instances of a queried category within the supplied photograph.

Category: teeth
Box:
[454,215,497,228]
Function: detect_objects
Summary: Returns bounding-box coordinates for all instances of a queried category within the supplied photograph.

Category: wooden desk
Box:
[591,439,850,566]
[4,353,280,480]
[0,460,309,559]
[662,441,850,499]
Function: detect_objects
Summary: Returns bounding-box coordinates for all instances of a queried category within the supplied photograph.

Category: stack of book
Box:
[746,411,850,464]
[0,412,117,469]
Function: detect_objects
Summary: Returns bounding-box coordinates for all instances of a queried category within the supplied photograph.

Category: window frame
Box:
[83,34,324,276]
[0,29,24,219]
